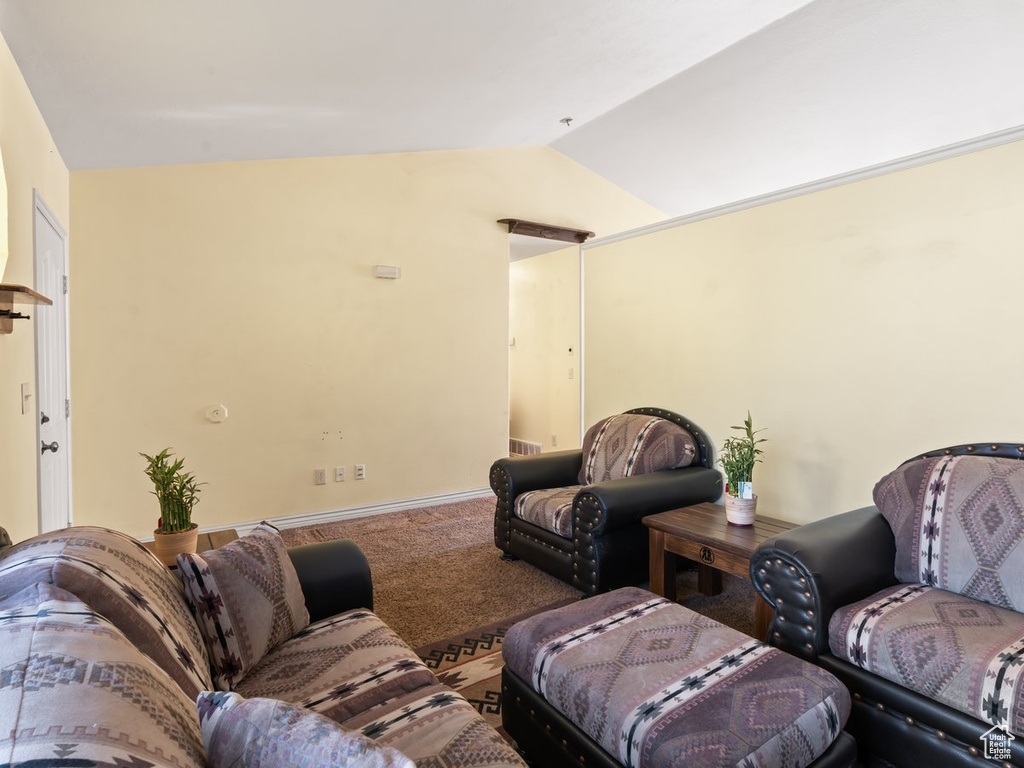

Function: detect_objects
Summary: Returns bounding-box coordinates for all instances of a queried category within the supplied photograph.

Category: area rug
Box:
[413,599,576,739]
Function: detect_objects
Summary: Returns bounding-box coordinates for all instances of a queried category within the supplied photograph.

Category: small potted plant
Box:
[141,448,204,565]
[718,412,766,526]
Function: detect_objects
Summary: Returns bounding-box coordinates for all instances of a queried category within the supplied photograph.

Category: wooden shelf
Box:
[0,284,53,305]
[497,218,595,244]
[0,284,53,334]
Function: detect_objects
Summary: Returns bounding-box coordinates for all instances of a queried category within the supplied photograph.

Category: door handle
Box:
[41,440,59,454]
[40,411,50,425]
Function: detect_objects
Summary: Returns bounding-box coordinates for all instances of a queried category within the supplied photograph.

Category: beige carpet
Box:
[279,497,582,647]
[279,495,758,648]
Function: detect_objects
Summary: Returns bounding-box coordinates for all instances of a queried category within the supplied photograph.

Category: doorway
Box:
[34,191,71,533]
[507,234,583,455]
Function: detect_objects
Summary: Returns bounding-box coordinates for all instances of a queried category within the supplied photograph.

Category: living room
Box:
[3,0,1023,546]
[2,2,1024,766]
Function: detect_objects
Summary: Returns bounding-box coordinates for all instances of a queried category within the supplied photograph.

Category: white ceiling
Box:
[3,0,1024,219]
[555,0,1024,217]
[0,0,812,170]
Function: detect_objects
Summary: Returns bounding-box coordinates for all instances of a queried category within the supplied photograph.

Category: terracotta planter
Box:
[724,494,757,526]
[151,523,199,567]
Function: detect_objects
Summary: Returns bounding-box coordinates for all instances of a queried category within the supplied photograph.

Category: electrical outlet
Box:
[355,464,366,480]
[551,434,558,447]
[314,468,326,485]
[335,466,345,482]
[568,367,574,380]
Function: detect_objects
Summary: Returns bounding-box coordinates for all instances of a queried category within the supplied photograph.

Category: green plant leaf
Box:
[141,447,205,533]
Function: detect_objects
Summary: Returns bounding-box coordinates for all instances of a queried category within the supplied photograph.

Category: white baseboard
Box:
[203,487,496,538]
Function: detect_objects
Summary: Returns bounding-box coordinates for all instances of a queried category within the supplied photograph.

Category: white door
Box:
[34,192,71,532]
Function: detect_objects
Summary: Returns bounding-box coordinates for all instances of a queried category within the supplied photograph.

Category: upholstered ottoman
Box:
[502,587,857,768]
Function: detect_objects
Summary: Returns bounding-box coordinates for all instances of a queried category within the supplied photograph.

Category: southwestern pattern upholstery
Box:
[178,522,310,690]
[492,407,721,595]
[344,682,526,768]
[829,583,1024,735]
[0,525,213,697]
[234,608,437,722]
[197,691,414,768]
[0,582,205,768]
[578,412,696,485]
[751,443,1024,767]
[502,587,853,768]
[874,455,1024,611]
[514,486,579,537]
[0,525,525,768]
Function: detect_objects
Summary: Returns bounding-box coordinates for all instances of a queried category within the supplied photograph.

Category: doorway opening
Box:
[506,223,590,457]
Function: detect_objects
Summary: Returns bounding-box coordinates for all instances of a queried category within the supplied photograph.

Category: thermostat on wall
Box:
[205,404,228,423]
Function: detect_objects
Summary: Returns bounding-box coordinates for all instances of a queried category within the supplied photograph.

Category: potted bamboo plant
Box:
[718,412,766,526]
[141,448,204,565]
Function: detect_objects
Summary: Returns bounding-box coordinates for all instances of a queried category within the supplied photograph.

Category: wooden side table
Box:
[643,502,794,640]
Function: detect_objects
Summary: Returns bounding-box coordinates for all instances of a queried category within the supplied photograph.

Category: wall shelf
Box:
[0,284,53,334]
[497,218,595,244]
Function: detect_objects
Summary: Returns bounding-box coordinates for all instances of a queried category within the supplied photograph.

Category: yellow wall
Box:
[585,138,1024,524]
[70,147,664,537]
[0,33,70,544]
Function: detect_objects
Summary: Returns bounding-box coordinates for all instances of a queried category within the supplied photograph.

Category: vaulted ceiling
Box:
[3,0,1024,217]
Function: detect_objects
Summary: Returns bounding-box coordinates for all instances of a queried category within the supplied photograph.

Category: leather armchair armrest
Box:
[578,467,723,535]
[490,450,584,499]
[287,539,373,623]
[491,451,584,554]
[750,506,898,658]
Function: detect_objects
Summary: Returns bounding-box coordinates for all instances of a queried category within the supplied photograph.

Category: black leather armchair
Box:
[491,407,722,595]
[750,443,1024,768]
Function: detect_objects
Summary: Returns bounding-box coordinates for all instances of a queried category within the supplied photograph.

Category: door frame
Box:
[33,189,72,530]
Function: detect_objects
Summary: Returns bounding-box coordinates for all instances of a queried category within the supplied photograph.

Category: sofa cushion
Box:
[343,682,527,767]
[233,607,436,723]
[0,525,213,697]
[0,582,205,768]
[874,455,1024,611]
[513,486,579,538]
[579,413,696,485]
[829,583,1024,737]
[197,691,414,768]
[178,522,310,690]
[504,586,849,768]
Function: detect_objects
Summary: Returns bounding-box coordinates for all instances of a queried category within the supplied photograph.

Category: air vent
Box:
[509,438,543,456]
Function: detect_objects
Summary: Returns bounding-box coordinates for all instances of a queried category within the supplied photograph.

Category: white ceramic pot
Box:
[724,494,757,526]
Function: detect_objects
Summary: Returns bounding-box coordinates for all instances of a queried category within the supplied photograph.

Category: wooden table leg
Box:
[697,565,723,596]
[754,595,773,641]
[649,529,677,601]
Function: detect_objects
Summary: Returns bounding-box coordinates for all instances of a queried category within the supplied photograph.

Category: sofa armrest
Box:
[491,451,584,553]
[578,467,723,536]
[287,539,373,622]
[750,506,898,658]
[490,450,584,499]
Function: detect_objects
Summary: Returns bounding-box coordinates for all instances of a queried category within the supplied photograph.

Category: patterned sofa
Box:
[751,444,1024,767]
[491,407,722,595]
[0,524,525,768]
